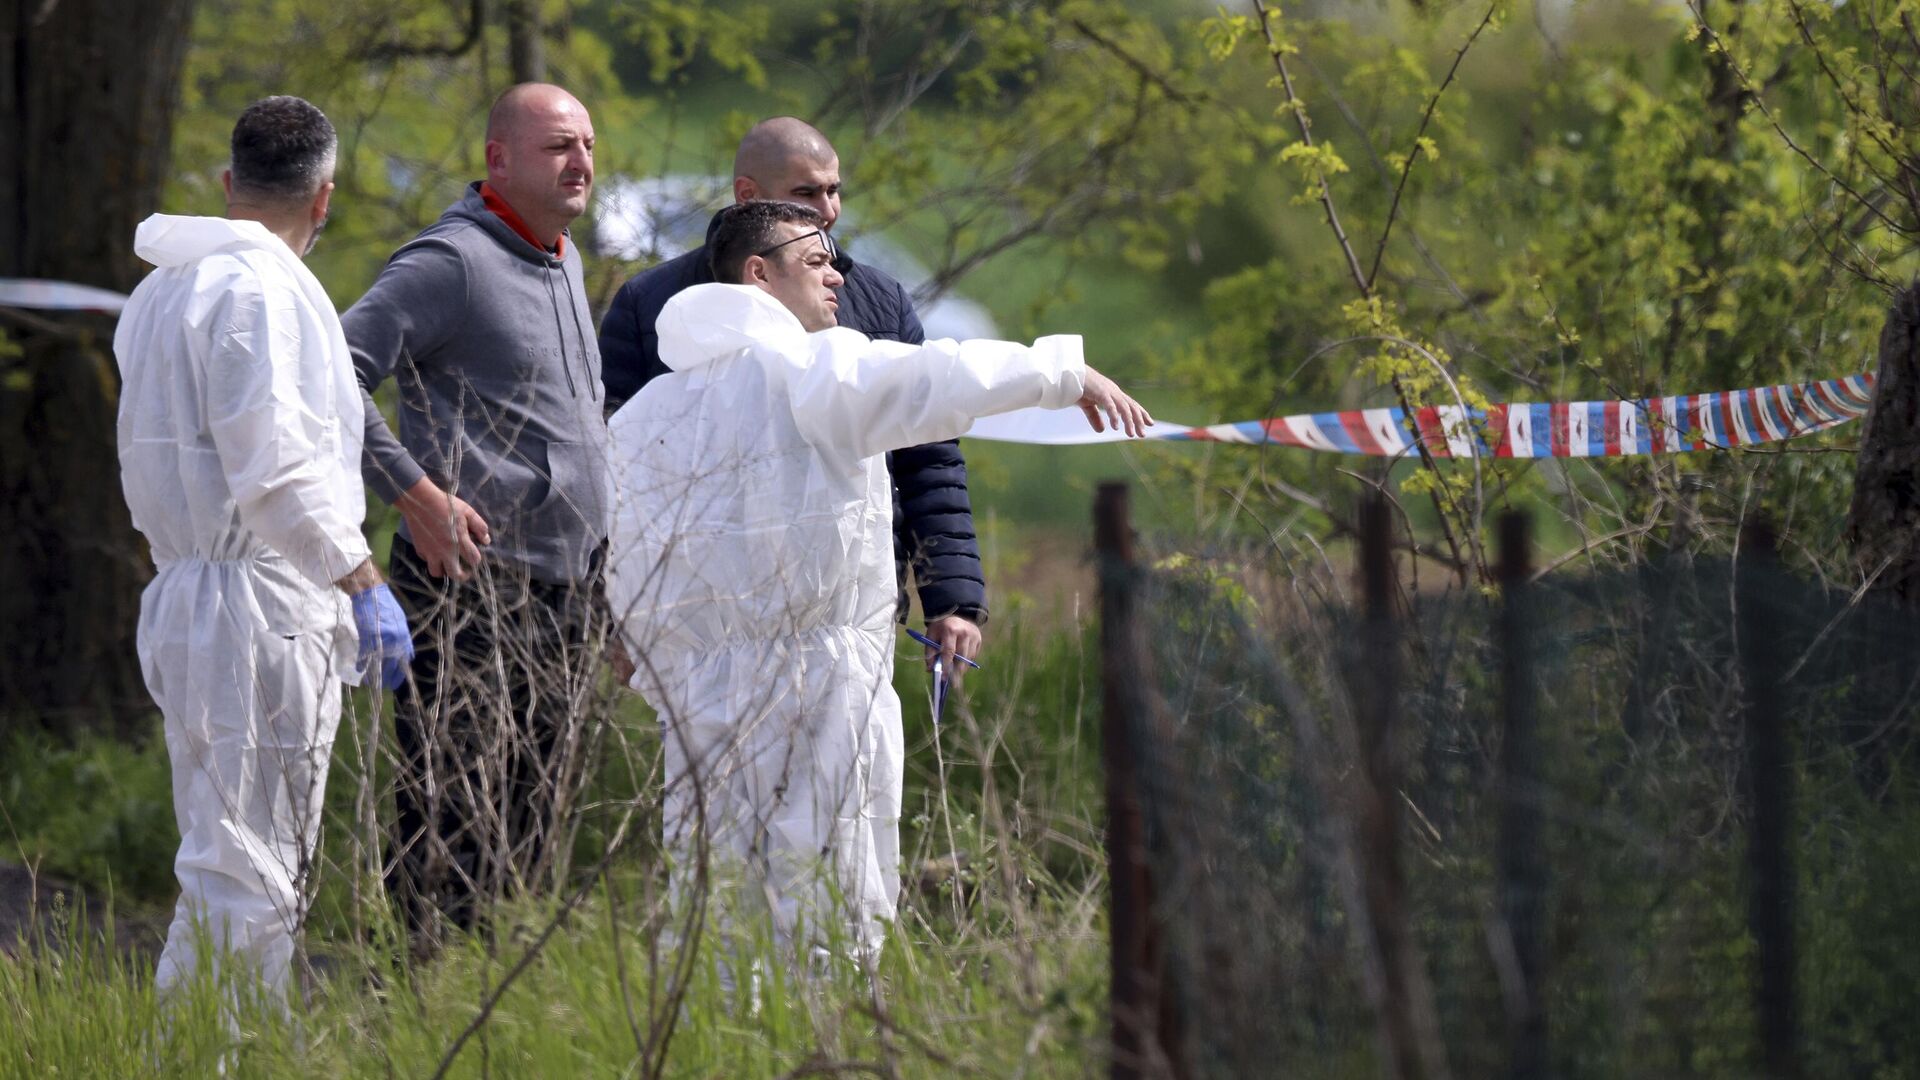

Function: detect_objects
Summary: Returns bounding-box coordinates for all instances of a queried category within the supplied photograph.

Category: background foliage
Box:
[8,0,1920,1074]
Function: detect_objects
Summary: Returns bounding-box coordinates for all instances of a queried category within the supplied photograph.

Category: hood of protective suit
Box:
[655,283,810,372]
[135,214,288,269]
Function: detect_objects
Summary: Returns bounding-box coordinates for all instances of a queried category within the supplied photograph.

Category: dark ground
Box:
[0,859,165,961]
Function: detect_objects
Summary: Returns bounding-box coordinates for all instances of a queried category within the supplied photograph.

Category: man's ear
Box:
[733,176,759,203]
[744,254,771,285]
[485,139,507,180]
[312,181,335,222]
[221,169,233,200]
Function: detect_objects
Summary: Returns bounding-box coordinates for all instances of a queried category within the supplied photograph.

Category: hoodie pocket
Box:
[531,439,612,543]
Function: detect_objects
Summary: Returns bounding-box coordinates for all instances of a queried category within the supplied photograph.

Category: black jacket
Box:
[599,212,988,625]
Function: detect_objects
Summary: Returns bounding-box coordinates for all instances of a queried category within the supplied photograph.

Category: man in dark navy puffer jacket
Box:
[600,117,986,674]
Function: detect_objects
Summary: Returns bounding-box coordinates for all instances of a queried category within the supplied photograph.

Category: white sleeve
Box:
[203,272,372,589]
[782,329,1086,461]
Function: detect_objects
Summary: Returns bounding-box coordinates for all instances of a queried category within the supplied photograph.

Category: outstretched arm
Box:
[785,332,1088,460]
[786,331,1151,459]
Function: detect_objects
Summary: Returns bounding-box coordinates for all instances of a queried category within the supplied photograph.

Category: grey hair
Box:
[229,96,337,207]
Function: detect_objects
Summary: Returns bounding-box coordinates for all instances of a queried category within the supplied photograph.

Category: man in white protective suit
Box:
[605,200,1150,972]
[113,96,415,1003]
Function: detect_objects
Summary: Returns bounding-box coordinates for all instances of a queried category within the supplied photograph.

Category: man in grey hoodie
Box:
[344,83,610,944]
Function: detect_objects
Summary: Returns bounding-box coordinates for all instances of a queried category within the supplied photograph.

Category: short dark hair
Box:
[230,96,336,206]
[708,201,826,285]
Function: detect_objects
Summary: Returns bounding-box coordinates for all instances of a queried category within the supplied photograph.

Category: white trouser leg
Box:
[149,620,341,1005]
[654,632,902,977]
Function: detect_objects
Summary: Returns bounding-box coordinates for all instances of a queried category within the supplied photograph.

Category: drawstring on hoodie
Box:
[543,268,581,398]
[559,267,599,402]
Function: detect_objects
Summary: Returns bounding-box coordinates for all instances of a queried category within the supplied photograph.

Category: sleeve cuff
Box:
[923,604,989,627]
[1032,334,1086,409]
[282,528,372,592]
[313,536,374,590]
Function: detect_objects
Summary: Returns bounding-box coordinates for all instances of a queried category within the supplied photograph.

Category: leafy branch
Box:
[1250,0,1370,296]
[1249,0,1495,583]
[1682,0,1912,245]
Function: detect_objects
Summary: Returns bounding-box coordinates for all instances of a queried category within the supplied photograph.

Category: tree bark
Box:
[1845,282,1920,603]
[506,0,544,84]
[0,0,197,732]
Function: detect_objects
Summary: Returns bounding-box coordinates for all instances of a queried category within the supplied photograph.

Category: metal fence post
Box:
[1351,493,1442,1080]
[1739,518,1800,1079]
[1098,482,1159,1079]
[1496,511,1547,1079]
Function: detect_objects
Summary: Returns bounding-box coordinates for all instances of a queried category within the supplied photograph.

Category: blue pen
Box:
[904,627,983,669]
[904,627,974,726]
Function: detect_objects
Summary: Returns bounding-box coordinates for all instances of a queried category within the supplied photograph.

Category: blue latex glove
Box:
[350,583,415,691]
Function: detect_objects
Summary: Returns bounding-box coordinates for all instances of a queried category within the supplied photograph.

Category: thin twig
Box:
[1251,0,1369,296]
[1249,0,1478,581]
[1782,0,1912,176]
[353,0,485,62]
[1683,0,1910,240]
[1365,2,1499,292]
[1067,17,1204,106]
[1527,524,1657,583]
[1296,50,1477,314]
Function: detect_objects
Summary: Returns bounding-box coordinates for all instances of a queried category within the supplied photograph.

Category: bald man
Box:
[345,82,610,947]
[601,117,991,677]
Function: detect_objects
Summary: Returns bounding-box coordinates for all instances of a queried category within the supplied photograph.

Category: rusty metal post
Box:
[1495,512,1547,1079]
[1098,482,1157,1079]
[1352,494,1419,1079]
[1739,518,1800,1079]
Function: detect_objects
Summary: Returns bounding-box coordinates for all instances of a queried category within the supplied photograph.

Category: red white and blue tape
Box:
[963,372,1876,457]
[2,276,1875,458]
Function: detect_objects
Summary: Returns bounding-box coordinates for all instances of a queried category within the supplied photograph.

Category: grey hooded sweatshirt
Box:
[345,183,609,584]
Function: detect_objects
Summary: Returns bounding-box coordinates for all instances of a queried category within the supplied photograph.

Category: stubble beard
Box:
[302,211,329,257]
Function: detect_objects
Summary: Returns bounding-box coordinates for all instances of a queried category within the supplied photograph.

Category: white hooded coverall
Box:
[605,284,1085,964]
[113,214,371,1000]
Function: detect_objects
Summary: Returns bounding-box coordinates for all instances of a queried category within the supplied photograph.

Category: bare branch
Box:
[1365,2,1499,292]
[1067,17,1205,107]
[354,0,485,64]
[1297,50,1477,313]
[1782,0,1910,170]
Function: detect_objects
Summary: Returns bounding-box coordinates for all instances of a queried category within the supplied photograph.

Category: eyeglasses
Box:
[755,227,838,264]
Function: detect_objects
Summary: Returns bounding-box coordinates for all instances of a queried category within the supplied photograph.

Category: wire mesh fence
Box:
[1101,489,1920,1079]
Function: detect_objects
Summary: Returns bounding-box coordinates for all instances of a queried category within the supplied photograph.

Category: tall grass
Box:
[1,610,1115,1078]
[1,884,1108,1077]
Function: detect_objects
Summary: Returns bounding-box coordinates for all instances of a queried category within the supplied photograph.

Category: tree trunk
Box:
[1845,282,1920,603]
[506,0,544,83]
[0,0,197,733]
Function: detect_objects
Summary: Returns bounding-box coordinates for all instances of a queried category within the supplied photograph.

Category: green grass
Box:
[0,730,177,906]
[1,614,1115,1078]
[1,881,1108,1078]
